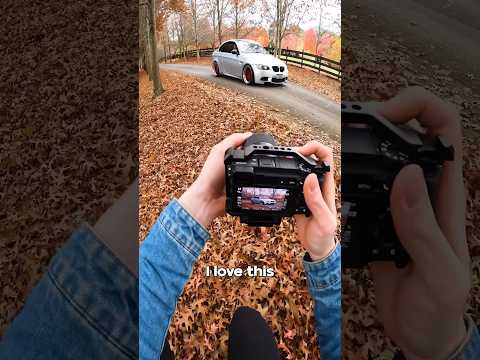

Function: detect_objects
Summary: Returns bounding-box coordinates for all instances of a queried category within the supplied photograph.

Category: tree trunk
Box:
[148,0,163,96]
[211,5,216,47]
[275,0,281,57]
[216,0,222,44]
[139,1,150,75]
[163,37,168,63]
[192,0,200,60]
[167,31,172,63]
[316,3,324,55]
[234,2,239,38]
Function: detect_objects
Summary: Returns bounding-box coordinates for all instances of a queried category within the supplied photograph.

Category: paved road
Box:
[159,64,341,139]
[347,0,480,88]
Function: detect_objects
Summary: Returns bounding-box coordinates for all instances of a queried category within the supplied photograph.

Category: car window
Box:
[219,42,234,53]
[236,41,267,54]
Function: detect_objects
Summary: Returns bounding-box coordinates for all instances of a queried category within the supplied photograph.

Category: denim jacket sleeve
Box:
[0,224,138,360]
[139,199,209,360]
[303,242,341,360]
[449,315,480,359]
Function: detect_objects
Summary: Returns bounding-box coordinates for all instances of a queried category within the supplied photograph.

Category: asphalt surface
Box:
[347,0,480,88]
[159,64,341,139]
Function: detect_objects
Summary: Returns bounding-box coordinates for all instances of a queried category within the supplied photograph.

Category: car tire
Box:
[242,65,255,85]
[213,61,221,76]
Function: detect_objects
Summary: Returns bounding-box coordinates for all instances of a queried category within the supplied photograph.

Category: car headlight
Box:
[255,64,270,70]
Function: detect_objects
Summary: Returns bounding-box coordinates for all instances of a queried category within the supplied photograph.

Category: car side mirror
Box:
[231,49,239,55]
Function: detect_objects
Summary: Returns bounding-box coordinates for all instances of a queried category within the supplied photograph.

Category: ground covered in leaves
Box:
[168,57,341,103]
[139,70,340,359]
[342,16,480,359]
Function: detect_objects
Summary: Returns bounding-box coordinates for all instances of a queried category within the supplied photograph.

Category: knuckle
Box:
[325,146,333,157]
[326,221,337,235]
[211,143,221,153]
[407,86,431,98]
[443,101,461,119]
[307,140,320,148]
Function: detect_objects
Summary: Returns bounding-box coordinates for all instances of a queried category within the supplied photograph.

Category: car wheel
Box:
[242,65,255,85]
[213,61,221,76]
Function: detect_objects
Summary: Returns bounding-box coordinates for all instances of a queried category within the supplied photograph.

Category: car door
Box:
[228,43,244,79]
[216,42,227,74]
[217,41,234,75]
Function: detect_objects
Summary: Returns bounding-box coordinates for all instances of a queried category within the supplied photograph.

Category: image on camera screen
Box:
[237,187,288,211]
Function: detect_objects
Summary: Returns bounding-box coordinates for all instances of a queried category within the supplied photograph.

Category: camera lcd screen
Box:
[237,187,288,211]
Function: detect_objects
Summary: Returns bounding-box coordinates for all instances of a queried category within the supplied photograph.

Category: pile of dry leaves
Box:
[139,70,340,359]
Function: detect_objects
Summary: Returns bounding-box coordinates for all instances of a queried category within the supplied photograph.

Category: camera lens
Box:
[244,133,278,147]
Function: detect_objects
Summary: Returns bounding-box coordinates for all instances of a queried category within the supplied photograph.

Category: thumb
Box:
[303,173,330,218]
[390,164,454,276]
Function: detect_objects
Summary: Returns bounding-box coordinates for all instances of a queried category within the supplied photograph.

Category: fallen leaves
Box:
[286,66,341,103]
[285,328,297,340]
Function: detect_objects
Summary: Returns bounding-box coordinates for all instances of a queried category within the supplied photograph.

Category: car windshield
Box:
[237,41,267,54]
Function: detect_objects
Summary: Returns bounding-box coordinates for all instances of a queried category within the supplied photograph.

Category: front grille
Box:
[280,66,284,72]
[272,77,285,83]
[272,66,279,72]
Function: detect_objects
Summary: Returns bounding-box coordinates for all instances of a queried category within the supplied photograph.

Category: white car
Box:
[212,39,288,85]
[262,199,276,205]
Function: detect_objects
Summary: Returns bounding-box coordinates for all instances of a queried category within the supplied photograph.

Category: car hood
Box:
[241,53,286,67]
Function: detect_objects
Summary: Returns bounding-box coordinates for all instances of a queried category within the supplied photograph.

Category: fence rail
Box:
[166,47,341,80]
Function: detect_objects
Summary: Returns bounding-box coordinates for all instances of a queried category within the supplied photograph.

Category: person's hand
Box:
[178,132,252,228]
[294,141,337,261]
[370,87,470,359]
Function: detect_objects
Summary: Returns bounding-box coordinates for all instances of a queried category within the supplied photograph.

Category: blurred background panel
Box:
[342,0,480,358]
[0,0,138,335]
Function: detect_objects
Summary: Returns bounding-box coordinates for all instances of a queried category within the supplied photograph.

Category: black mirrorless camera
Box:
[342,102,454,268]
[224,133,330,227]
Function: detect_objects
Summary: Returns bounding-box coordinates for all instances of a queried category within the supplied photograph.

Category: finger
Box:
[293,214,307,230]
[378,86,461,147]
[369,261,405,327]
[297,141,335,214]
[303,173,332,220]
[379,88,468,265]
[297,141,333,163]
[216,132,252,153]
[390,164,461,285]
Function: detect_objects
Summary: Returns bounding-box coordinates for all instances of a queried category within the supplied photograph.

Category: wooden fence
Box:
[166,47,341,80]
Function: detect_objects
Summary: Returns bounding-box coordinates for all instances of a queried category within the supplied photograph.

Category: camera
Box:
[224,133,330,227]
[341,102,454,268]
